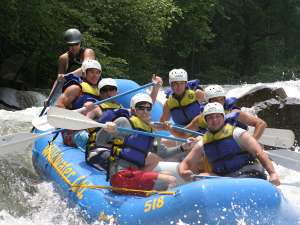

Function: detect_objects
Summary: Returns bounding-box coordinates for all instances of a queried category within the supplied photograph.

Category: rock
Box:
[0,87,46,110]
[254,98,300,146]
[235,86,287,108]
[230,85,300,145]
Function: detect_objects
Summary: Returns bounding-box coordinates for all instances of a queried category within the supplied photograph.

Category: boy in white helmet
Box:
[57,59,101,114]
[56,59,102,147]
[160,68,205,126]
[89,93,176,195]
[179,102,280,186]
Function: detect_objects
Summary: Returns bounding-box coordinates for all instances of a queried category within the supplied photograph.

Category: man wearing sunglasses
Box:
[86,93,177,195]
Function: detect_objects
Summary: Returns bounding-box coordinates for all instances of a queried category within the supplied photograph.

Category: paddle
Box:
[47,107,187,143]
[32,82,154,131]
[0,129,63,154]
[40,79,64,116]
[30,79,64,132]
[267,150,300,172]
[156,122,295,149]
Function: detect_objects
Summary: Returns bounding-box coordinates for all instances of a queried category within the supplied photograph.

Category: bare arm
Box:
[170,115,202,138]
[239,131,280,185]
[56,85,81,109]
[150,74,163,104]
[195,89,205,102]
[160,103,171,122]
[83,48,96,60]
[68,48,96,77]
[57,53,68,75]
[179,140,204,181]
[238,111,267,139]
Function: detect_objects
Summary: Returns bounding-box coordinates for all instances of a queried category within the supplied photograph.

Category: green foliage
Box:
[1,0,300,89]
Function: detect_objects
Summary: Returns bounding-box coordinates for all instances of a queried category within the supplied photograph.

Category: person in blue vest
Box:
[87,93,177,195]
[85,75,163,155]
[179,102,280,186]
[169,85,267,141]
[85,78,129,156]
[56,59,102,147]
[160,68,205,126]
[203,85,267,139]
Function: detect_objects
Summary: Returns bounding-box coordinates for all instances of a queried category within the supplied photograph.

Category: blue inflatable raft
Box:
[32,79,300,225]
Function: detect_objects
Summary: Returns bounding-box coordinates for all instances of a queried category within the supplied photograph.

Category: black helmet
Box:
[64,28,81,44]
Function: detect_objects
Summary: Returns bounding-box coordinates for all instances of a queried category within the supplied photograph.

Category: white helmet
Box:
[203,102,225,119]
[98,78,118,90]
[130,93,153,109]
[169,68,188,84]
[204,85,225,101]
[81,60,102,76]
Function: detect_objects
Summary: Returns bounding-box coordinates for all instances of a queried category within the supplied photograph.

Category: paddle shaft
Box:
[76,82,154,113]
[153,122,294,149]
[171,125,204,136]
[117,127,187,143]
[40,80,64,116]
[0,129,64,154]
[47,107,188,143]
[32,82,155,131]
[93,82,154,106]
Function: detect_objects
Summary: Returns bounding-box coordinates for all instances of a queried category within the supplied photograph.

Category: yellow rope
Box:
[70,184,176,196]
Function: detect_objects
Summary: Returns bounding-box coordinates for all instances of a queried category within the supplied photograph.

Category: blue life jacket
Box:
[224,97,239,111]
[225,111,248,130]
[113,115,154,167]
[97,108,130,124]
[72,82,100,109]
[203,124,255,175]
[62,73,82,93]
[167,89,203,126]
[199,97,239,114]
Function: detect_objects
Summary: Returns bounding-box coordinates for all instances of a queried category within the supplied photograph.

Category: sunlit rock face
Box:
[235,86,300,145]
[236,86,287,108]
[0,87,45,111]
[254,97,300,146]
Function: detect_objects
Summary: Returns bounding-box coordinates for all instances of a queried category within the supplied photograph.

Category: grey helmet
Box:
[64,28,81,44]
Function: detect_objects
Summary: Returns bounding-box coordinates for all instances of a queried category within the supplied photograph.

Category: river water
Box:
[0,80,299,225]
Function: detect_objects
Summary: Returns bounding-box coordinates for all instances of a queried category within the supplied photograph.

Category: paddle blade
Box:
[47,107,104,130]
[0,132,36,154]
[32,115,54,131]
[248,126,295,148]
[267,150,300,172]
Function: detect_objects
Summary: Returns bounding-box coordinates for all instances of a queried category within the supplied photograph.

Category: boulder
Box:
[254,98,300,146]
[232,85,299,145]
[235,86,287,108]
[0,87,45,110]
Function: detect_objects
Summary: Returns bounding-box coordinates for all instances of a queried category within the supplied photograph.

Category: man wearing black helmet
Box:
[57,28,95,78]
[46,28,96,106]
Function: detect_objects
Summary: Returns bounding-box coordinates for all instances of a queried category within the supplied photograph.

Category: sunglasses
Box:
[135,105,152,112]
[100,86,117,92]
